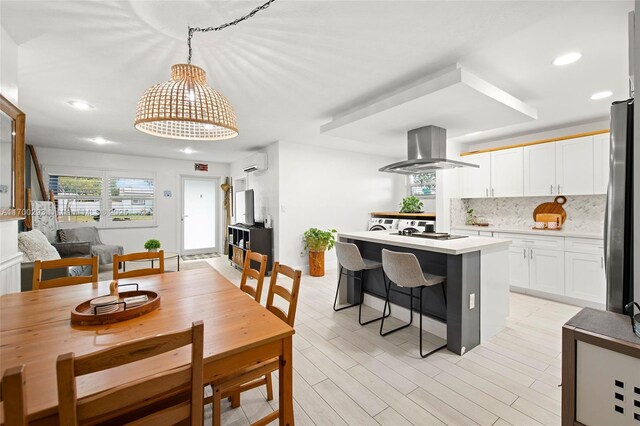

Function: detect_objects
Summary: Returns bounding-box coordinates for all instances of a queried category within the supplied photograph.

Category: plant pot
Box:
[308,250,325,277]
[148,248,158,253]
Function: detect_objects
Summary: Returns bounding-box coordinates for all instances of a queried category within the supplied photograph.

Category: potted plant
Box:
[303,228,337,277]
[400,196,423,213]
[144,239,161,252]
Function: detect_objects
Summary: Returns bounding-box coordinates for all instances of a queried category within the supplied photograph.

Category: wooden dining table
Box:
[0,268,295,425]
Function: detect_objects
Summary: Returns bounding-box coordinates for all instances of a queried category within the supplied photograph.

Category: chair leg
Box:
[230,391,240,408]
[359,268,391,326]
[419,285,447,358]
[380,277,413,336]
[333,266,359,311]
[265,372,273,401]
[212,385,222,426]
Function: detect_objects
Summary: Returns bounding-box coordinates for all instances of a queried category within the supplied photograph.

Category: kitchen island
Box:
[336,230,511,355]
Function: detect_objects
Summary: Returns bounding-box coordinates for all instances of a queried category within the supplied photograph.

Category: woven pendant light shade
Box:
[135,64,238,140]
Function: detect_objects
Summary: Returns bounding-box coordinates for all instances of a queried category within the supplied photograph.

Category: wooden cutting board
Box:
[533,196,567,224]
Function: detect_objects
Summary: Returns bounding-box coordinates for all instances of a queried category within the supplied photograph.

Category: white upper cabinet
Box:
[593,133,610,194]
[461,152,491,198]
[490,148,523,197]
[524,143,556,196]
[555,136,594,195]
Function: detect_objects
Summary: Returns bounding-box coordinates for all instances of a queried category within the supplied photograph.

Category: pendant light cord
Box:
[187,0,277,64]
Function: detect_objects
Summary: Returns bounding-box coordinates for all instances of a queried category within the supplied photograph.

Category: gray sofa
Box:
[57,227,123,265]
[20,241,92,292]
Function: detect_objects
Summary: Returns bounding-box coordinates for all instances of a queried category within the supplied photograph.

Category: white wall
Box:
[230,142,280,257]
[0,26,19,104]
[278,141,405,270]
[36,147,229,254]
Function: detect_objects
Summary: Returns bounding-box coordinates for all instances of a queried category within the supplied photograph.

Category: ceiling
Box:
[0,0,632,163]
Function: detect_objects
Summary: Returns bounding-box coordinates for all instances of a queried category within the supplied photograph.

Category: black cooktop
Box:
[396,231,468,240]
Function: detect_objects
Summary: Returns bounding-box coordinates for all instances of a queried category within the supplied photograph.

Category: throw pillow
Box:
[18,230,61,262]
[57,229,68,242]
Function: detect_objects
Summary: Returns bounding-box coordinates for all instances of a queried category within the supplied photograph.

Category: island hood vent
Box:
[379,126,479,174]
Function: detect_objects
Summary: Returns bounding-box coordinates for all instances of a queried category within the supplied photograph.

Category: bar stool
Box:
[380,249,447,358]
[333,241,390,325]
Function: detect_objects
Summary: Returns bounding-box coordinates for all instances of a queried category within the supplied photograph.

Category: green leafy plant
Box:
[144,239,161,250]
[303,228,337,252]
[400,196,423,213]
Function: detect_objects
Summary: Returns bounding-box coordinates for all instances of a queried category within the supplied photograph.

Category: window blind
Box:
[48,174,103,223]
[107,176,154,223]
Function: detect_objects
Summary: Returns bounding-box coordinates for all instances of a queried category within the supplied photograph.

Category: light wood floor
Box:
[205,258,580,426]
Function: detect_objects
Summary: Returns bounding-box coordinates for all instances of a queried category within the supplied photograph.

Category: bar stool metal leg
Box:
[380,275,414,336]
[333,266,359,311]
[419,285,447,358]
[358,268,391,326]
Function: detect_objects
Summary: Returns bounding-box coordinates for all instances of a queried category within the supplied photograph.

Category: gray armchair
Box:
[57,227,123,265]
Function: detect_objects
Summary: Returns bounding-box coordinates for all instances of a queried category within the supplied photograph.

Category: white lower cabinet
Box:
[487,231,605,307]
[565,251,606,303]
[529,248,565,294]
[508,246,530,288]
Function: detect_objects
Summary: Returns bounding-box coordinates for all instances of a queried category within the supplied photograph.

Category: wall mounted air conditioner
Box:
[242,152,267,173]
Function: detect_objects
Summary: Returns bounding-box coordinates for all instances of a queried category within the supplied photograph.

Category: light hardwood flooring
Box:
[205,257,580,426]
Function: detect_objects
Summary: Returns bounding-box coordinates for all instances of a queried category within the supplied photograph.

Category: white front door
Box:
[181,177,218,255]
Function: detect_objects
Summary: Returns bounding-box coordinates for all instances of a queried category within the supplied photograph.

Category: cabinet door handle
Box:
[601,256,604,268]
[550,185,553,195]
[557,184,561,194]
[530,249,533,260]
[523,248,526,259]
[491,188,494,197]
[486,188,489,197]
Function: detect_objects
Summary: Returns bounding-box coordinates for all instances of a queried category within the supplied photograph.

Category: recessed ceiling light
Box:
[68,100,94,110]
[181,147,195,154]
[465,131,483,137]
[89,137,110,145]
[590,90,613,100]
[553,52,582,66]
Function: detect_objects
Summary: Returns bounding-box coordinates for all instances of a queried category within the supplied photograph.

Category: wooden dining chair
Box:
[206,262,301,426]
[113,250,165,280]
[32,256,99,290]
[1,365,27,426]
[239,250,268,303]
[56,321,204,426]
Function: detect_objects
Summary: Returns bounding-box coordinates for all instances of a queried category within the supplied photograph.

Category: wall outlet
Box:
[469,293,476,310]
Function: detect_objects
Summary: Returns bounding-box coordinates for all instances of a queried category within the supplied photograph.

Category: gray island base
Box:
[336,230,511,356]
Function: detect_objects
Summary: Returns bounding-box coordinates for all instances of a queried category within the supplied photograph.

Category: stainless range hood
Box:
[379,126,479,174]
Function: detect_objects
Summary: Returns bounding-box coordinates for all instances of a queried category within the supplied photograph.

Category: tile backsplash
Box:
[451,195,606,232]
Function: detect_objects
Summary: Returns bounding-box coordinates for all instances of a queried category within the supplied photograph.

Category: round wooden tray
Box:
[532,195,567,224]
[71,287,161,326]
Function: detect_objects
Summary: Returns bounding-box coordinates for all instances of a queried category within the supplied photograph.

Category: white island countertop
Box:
[338,230,511,255]
[450,225,603,239]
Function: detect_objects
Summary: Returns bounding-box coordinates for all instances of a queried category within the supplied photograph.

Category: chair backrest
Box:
[335,241,366,272]
[381,249,428,288]
[1,365,27,426]
[33,256,99,290]
[56,321,204,426]
[113,250,165,280]
[240,250,268,303]
[266,262,302,327]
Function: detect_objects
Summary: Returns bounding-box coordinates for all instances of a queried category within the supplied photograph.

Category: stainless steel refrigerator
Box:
[605,98,634,313]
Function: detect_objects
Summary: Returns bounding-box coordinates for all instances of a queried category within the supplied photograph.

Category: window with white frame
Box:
[47,168,156,227]
[408,172,436,197]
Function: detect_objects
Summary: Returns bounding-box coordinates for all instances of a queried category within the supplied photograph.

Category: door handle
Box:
[557,184,561,194]
[550,185,553,195]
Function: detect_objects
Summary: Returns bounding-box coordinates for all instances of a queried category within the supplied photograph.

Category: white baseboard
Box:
[510,286,605,310]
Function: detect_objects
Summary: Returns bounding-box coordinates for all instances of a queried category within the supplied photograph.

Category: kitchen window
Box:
[408,172,436,197]
[47,167,156,228]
